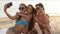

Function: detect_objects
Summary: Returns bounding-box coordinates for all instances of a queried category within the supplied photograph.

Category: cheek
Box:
[28,9,32,11]
[28,8,31,10]
[23,9,26,11]
[36,10,39,12]
[30,11,32,12]
[30,8,32,11]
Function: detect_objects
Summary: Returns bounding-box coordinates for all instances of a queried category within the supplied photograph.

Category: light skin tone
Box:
[22,6,33,34]
[4,3,32,34]
[24,5,33,34]
[35,5,48,28]
[34,5,51,34]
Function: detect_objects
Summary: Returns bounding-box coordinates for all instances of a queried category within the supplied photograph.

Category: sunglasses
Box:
[19,7,24,10]
[36,7,39,10]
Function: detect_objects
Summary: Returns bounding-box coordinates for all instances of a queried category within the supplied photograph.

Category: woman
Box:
[34,3,52,34]
[26,4,38,34]
[22,4,35,34]
[4,3,31,34]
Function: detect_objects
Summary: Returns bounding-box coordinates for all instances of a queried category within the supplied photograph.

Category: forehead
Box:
[36,6,43,9]
[19,5,25,7]
[28,6,32,8]
[36,5,44,9]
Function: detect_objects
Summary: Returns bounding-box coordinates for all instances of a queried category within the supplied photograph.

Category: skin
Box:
[34,5,51,34]
[4,3,31,34]
[27,5,40,34]
[31,6,43,34]
[23,5,33,34]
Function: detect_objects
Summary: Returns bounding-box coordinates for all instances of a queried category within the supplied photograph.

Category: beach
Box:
[0,16,60,34]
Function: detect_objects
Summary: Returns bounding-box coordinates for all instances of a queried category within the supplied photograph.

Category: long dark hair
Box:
[27,5,36,31]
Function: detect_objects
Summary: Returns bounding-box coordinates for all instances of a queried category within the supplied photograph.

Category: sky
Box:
[0,0,60,18]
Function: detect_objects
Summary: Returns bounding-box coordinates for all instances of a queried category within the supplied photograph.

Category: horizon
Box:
[0,0,60,18]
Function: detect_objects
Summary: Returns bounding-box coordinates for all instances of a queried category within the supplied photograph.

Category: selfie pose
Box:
[4,2,33,34]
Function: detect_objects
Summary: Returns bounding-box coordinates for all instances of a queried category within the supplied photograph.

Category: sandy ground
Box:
[0,16,60,34]
[0,28,8,34]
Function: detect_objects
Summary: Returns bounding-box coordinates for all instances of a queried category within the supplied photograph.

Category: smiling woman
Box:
[0,0,60,34]
[0,1,60,18]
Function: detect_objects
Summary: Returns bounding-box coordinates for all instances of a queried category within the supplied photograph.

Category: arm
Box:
[23,27,28,34]
[34,17,48,28]
[38,9,50,24]
[34,17,43,26]
[39,14,50,24]
[18,14,29,18]
[4,3,19,20]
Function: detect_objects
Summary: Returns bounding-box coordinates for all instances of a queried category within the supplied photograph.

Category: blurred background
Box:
[0,0,60,34]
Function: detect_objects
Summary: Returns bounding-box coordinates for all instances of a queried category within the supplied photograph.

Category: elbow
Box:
[9,18,15,20]
[11,18,15,20]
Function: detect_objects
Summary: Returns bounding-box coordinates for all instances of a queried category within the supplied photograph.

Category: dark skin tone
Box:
[4,3,32,34]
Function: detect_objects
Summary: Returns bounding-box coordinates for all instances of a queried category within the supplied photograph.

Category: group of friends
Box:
[4,2,52,34]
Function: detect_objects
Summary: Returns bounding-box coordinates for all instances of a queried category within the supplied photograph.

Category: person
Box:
[22,4,36,34]
[34,3,52,34]
[4,3,31,34]
[26,4,38,34]
[22,4,35,34]
[38,3,52,34]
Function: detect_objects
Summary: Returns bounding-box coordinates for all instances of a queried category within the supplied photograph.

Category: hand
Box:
[34,16,39,21]
[4,3,11,12]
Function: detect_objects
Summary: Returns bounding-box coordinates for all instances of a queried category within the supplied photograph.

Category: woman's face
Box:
[28,6,33,13]
[35,5,44,15]
[36,5,43,12]
[19,5,26,12]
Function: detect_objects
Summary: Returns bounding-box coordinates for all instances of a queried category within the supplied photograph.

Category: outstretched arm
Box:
[4,3,19,20]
